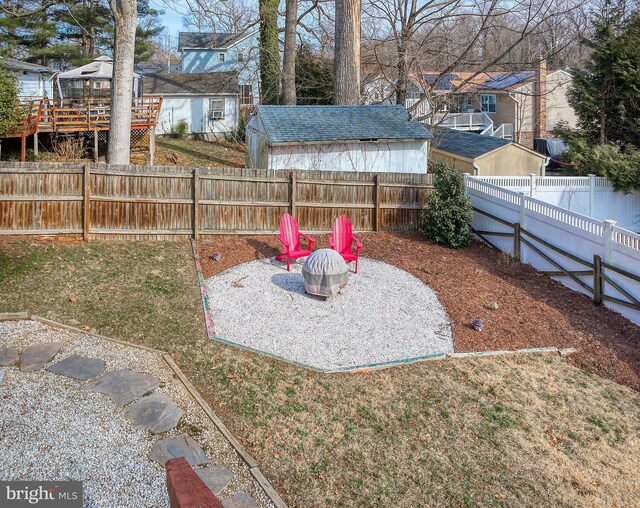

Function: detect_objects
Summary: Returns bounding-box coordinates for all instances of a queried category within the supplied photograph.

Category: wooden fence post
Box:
[593,254,603,305]
[513,223,521,262]
[290,170,297,216]
[193,168,200,241]
[374,174,381,232]
[83,163,91,241]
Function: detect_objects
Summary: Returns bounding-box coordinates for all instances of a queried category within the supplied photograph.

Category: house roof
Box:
[418,71,537,92]
[178,31,256,50]
[254,105,433,144]
[57,56,141,80]
[2,57,52,74]
[134,62,182,75]
[143,71,239,95]
[432,128,511,159]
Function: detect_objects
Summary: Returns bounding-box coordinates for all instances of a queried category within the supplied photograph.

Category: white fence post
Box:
[519,192,526,228]
[463,173,470,197]
[588,174,596,216]
[603,219,617,264]
[529,173,536,197]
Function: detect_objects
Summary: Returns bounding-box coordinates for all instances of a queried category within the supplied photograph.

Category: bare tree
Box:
[334,0,362,104]
[282,0,298,104]
[178,0,258,33]
[107,0,137,164]
[362,0,589,118]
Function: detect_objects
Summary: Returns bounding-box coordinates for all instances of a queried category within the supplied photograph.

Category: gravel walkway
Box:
[0,320,275,508]
[206,257,453,370]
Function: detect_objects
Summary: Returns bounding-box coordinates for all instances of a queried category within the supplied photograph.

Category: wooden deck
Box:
[38,96,163,133]
[2,96,163,161]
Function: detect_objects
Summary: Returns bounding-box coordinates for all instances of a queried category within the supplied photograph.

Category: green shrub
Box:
[169,120,189,139]
[421,163,472,248]
[0,66,20,137]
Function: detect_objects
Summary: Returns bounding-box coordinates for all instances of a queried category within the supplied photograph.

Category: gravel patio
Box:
[205,257,453,371]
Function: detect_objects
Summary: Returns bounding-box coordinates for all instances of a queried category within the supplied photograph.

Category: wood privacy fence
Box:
[0,162,433,239]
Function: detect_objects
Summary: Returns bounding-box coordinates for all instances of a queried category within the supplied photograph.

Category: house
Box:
[430,128,548,176]
[245,105,433,172]
[178,31,260,106]
[368,61,577,148]
[144,72,240,139]
[2,58,54,98]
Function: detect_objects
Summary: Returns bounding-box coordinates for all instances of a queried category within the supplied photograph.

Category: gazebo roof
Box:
[57,56,141,80]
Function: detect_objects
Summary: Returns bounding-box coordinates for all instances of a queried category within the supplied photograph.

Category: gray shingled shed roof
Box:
[432,128,510,159]
[143,72,239,95]
[178,31,253,50]
[255,105,433,145]
[2,57,52,73]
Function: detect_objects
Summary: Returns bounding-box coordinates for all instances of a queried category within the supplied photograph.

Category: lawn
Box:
[0,136,246,168]
[1,237,639,507]
[155,137,246,167]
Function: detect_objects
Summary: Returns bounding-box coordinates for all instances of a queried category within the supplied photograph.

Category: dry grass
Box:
[1,239,639,507]
[51,137,87,162]
[155,137,246,167]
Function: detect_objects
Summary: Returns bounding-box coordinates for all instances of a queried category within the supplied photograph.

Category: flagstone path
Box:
[0,319,274,508]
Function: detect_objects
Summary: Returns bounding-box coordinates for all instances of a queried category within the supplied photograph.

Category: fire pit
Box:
[302,249,348,297]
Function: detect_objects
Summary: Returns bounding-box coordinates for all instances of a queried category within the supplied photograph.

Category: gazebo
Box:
[56,56,142,104]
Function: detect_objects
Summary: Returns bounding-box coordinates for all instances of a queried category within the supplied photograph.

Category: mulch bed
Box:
[199,232,640,390]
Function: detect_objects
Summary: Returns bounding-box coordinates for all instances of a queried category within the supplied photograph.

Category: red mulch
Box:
[199,232,640,390]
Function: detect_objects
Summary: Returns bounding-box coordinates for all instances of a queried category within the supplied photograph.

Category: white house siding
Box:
[265,140,428,173]
[155,95,238,139]
[17,74,53,98]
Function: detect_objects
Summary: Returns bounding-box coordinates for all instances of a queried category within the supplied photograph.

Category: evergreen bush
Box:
[421,163,472,248]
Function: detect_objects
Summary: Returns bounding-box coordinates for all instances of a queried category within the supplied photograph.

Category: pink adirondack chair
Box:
[276,213,315,271]
[329,215,363,273]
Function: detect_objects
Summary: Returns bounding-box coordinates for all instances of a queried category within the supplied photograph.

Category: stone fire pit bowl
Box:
[302,249,348,297]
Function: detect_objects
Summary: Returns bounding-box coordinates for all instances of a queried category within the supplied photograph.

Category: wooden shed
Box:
[245,105,432,172]
[430,128,548,176]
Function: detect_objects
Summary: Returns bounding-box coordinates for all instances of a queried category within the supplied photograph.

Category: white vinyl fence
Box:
[465,176,640,325]
[476,174,640,232]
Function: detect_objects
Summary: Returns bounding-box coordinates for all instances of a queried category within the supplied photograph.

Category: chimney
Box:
[534,57,547,139]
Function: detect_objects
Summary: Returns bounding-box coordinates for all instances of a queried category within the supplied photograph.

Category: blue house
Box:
[179,31,260,105]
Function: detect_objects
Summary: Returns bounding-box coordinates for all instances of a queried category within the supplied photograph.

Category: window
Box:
[240,84,253,105]
[218,53,225,63]
[480,94,497,113]
[209,99,225,120]
[237,52,245,62]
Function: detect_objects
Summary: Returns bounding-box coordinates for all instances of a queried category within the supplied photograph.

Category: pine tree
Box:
[568,7,640,147]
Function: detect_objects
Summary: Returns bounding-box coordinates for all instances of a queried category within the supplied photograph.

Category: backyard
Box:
[1,235,639,507]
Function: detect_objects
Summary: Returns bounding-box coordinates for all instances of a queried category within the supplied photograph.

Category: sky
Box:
[150,0,186,39]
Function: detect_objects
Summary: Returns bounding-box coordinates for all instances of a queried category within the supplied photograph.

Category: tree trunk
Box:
[334,0,361,105]
[259,0,281,104]
[107,0,137,165]
[282,0,297,105]
[395,29,410,106]
[599,83,607,145]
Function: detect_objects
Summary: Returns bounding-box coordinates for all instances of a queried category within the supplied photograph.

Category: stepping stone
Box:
[85,369,161,406]
[123,393,183,434]
[222,493,259,508]
[0,370,5,385]
[150,434,210,467]
[0,346,19,367]
[46,355,105,380]
[20,342,63,371]
[196,465,234,495]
